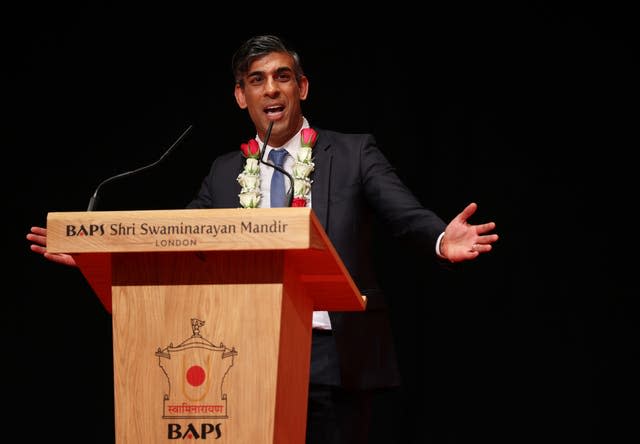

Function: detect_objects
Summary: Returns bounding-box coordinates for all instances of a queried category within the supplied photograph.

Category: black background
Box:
[6,2,637,443]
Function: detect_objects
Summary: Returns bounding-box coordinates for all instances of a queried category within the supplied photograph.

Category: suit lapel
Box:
[219,153,246,207]
[310,129,332,230]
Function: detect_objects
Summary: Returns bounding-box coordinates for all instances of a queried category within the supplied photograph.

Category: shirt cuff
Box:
[435,232,446,258]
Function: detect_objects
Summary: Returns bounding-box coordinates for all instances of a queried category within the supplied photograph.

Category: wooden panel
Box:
[110,251,312,443]
[74,253,112,311]
[286,249,365,311]
[273,262,314,443]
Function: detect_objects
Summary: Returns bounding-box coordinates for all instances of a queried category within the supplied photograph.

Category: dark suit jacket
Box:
[187,127,446,389]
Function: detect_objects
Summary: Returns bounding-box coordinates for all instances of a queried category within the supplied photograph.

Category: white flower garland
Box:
[237,130,316,208]
[237,157,261,208]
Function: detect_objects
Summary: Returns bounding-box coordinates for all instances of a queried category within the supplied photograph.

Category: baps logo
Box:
[168,423,222,440]
[66,224,105,236]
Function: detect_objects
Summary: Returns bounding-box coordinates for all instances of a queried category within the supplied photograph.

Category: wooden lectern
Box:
[47,207,365,443]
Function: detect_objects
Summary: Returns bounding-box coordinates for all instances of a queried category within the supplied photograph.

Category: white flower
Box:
[297,147,313,163]
[244,158,259,174]
[239,190,261,208]
[293,178,312,197]
[293,161,315,179]
[237,172,260,190]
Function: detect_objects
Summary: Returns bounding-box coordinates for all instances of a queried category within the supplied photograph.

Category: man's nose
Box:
[264,77,279,95]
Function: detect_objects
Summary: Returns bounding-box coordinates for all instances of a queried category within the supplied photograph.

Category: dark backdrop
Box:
[6,3,637,443]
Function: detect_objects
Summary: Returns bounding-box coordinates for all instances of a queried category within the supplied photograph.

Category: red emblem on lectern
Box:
[155,318,238,419]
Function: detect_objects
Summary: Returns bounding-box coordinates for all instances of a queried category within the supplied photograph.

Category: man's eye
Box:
[249,75,263,85]
[276,73,292,81]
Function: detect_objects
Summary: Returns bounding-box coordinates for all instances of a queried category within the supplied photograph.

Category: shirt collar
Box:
[256,117,310,158]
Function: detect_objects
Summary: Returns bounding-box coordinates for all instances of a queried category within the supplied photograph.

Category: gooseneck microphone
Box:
[86,124,193,211]
[258,120,295,207]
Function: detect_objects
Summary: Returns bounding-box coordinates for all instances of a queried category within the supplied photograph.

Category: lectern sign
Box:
[46,208,319,253]
[156,318,237,418]
[156,318,238,440]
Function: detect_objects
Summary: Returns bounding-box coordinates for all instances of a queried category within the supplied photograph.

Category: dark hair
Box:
[231,34,304,86]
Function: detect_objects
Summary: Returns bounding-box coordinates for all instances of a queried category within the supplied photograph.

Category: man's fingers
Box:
[27,233,47,246]
[30,226,47,236]
[458,202,478,222]
[30,244,46,254]
[477,233,499,244]
[476,221,497,234]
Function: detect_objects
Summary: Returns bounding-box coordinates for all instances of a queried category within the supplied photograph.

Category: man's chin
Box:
[265,116,284,129]
[267,117,287,131]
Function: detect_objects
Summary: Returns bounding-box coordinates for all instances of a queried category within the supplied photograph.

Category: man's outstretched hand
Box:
[27,226,78,267]
[439,202,499,263]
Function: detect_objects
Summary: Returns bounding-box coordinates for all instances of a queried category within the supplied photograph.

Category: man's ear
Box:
[299,76,309,101]
[234,84,247,109]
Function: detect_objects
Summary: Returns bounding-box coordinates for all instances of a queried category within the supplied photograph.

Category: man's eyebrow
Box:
[247,66,294,77]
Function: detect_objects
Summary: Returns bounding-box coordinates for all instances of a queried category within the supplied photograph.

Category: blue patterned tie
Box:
[268,149,289,207]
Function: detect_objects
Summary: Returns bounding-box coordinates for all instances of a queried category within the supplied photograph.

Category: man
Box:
[28,34,498,443]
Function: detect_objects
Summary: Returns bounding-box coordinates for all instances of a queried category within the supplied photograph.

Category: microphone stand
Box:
[86,125,193,211]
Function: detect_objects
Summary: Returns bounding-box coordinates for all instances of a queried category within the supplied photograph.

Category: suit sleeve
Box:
[186,158,217,209]
[359,134,447,251]
[185,152,243,209]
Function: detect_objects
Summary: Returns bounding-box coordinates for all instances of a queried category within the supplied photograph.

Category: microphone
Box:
[86,124,193,211]
[258,120,295,207]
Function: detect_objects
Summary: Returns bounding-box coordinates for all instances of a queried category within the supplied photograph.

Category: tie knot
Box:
[268,149,288,167]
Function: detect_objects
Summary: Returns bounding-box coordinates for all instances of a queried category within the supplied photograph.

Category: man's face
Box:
[234,51,309,147]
